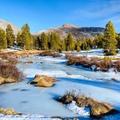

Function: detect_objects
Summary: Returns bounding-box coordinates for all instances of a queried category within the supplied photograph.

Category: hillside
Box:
[0,19,19,34]
[35,24,104,39]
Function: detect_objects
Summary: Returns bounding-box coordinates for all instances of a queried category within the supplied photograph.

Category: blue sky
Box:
[0,0,120,32]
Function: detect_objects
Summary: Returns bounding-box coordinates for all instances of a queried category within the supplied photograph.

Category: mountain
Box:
[0,19,19,34]
[0,19,104,38]
[35,24,104,39]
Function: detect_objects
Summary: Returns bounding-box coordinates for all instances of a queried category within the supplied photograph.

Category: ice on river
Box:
[1,51,120,119]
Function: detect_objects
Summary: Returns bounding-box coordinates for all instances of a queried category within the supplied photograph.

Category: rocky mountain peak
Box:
[61,24,78,29]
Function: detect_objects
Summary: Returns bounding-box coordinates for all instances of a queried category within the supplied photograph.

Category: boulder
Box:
[0,108,20,115]
[90,102,114,117]
[76,96,116,117]
[31,74,56,87]
[59,94,118,118]
[0,76,16,85]
[59,94,74,104]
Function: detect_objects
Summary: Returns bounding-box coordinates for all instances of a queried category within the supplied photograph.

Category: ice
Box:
[38,56,67,63]
[23,68,67,78]
[0,114,60,120]
[1,50,120,119]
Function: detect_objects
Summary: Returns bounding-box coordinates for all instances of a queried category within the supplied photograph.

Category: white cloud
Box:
[70,0,120,21]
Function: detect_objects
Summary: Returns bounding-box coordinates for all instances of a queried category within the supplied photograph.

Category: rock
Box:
[76,96,115,117]
[0,77,5,84]
[59,94,74,104]
[0,76,16,85]
[0,108,20,115]
[30,74,56,87]
[90,102,114,117]
[76,96,90,107]
[59,93,118,118]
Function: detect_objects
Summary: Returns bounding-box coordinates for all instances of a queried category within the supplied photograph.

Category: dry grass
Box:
[0,61,23,84]
[0,52,18,64]
[66,55,120,72]
[39,50,61,57]
[0,63,23,80]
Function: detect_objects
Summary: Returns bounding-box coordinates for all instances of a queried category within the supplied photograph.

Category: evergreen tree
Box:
[65,33,75,51]
[75,40,81,52]
[32,35,40,49]
[6,24,15,47]
[116,33,120,49]
[17,32,24,48]
[81,40,90,50]
[104,21,117,55]
[94,34,104,48]
[40,32,48,50]
[81,41,87,50]
[60,39,66,51]
[21,24,33,50]
[0,28,7,49]
[49,32,61,51]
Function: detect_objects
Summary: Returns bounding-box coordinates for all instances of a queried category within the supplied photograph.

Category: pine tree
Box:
[49,32,61,51]
[6,24,15,48]
[116,33,120,49]
[65,33,75,51]
[75,40,81,52]
[0,28,7,49]
[17,32,24,48]
[94,34,104,48]
[104,21,117,55]
[81,40,88,50]
[32,35,39,49]
[40,32,48,50]
[60,39,66,51]
[21,24,33,50]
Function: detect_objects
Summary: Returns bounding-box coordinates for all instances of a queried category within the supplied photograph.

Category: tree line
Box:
[0,21,119,55]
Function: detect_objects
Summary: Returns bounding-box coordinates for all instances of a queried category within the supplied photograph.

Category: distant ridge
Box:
[35,24,104,39]
[0,19,19,34]
[0,19,104,38]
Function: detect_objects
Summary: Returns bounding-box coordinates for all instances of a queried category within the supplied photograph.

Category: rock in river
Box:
[30,74,57,87]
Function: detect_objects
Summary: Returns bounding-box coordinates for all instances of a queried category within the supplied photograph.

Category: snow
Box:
[66,101,89,116]
[74,49,120,59]
[1,49,120,119]
[0,114,60,120]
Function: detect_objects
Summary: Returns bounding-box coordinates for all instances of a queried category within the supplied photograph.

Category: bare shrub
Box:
[0,62,23,81]
[66,55,120,72]
[39,50,61,57]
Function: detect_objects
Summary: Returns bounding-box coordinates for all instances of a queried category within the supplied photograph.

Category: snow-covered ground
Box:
[0,49,120,119]
[74,49,120,59]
